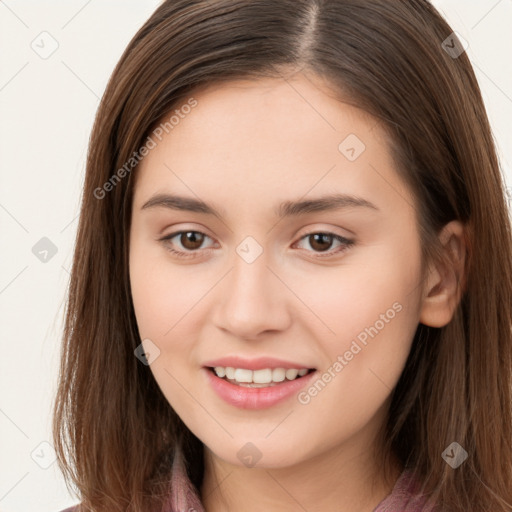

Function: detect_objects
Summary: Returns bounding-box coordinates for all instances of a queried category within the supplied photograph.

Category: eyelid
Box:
[159,230,217,253]
[159,227,355,259]
[292,231,354,258]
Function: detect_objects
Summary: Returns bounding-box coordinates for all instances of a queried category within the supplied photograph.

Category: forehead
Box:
[132,73,410,218]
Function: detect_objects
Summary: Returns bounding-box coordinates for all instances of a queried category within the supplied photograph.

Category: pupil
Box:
[182,231,203,249]
[311,233,332,252]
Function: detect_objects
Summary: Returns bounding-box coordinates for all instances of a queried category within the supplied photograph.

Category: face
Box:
[129,72,426,470]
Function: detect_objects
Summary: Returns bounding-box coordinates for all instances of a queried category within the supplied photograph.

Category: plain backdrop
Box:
[0,1,511,511]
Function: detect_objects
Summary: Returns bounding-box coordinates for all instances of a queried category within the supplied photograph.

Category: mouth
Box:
[204,365,317,409]
[207,366,316,388]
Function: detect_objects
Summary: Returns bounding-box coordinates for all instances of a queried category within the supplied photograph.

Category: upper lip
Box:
[202,356,315,371]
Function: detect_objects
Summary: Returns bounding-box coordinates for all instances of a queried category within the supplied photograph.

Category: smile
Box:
[203,365,317,409]
[212,366,312,386]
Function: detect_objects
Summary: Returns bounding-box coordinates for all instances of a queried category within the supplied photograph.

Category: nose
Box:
[212,248,292,340]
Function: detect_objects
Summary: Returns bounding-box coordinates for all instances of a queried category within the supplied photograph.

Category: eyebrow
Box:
[140,192,379,219]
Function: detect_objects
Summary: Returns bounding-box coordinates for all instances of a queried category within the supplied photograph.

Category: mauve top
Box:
[59,448,437,512]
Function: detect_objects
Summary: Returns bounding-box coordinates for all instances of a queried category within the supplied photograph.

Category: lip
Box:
[202,366,317,410]
[202,356,314,371]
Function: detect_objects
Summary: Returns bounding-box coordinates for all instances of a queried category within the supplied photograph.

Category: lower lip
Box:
[203,368,317,409]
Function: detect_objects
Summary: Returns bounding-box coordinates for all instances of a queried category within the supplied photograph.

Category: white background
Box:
[0,1,511,511]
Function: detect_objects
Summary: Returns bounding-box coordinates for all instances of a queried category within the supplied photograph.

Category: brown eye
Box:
[178,231,205,250]
[308,233,335,252]
[159,230,215,259]
[295,232,354,258]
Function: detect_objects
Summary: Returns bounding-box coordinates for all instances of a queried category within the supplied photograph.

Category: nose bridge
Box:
[213,238,290,337]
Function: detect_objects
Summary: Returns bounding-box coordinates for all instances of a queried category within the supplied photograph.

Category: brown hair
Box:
[52,1,512,511]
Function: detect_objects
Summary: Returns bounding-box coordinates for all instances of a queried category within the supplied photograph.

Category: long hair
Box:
[52,1,512,510]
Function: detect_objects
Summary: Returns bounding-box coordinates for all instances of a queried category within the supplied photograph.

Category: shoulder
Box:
[58,506,79,512]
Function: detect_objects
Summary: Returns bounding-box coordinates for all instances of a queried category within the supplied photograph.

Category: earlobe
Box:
[419,220,467,328]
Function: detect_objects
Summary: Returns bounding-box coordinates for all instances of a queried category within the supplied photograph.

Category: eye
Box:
[159,230,216,259]
[159,230,354,260]
[294,232,354,258]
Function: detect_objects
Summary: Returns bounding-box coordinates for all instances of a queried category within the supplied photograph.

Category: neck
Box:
[200,436,402,512]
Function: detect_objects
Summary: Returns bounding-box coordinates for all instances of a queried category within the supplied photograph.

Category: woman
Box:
[54,1,512,511]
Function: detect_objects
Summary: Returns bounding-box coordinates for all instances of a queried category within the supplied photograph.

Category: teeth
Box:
[285,369,298,380]
[212,366,311,384]
[272,368,286,382]
[234,368,252,383]
[253,369,272,384]
[214,366,226,378]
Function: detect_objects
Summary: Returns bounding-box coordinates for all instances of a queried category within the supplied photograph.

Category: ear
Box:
[419,220,467,328]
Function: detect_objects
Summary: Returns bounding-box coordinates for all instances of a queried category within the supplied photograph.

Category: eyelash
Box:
[158,230,354,260]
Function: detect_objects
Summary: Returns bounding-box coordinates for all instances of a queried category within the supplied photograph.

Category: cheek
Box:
[129,242,210,426]
[293,239,423,425]
[129,239,210,341]
[299,238,422,347]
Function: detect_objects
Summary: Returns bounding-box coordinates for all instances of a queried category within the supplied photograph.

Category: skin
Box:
[129,70,466,512]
